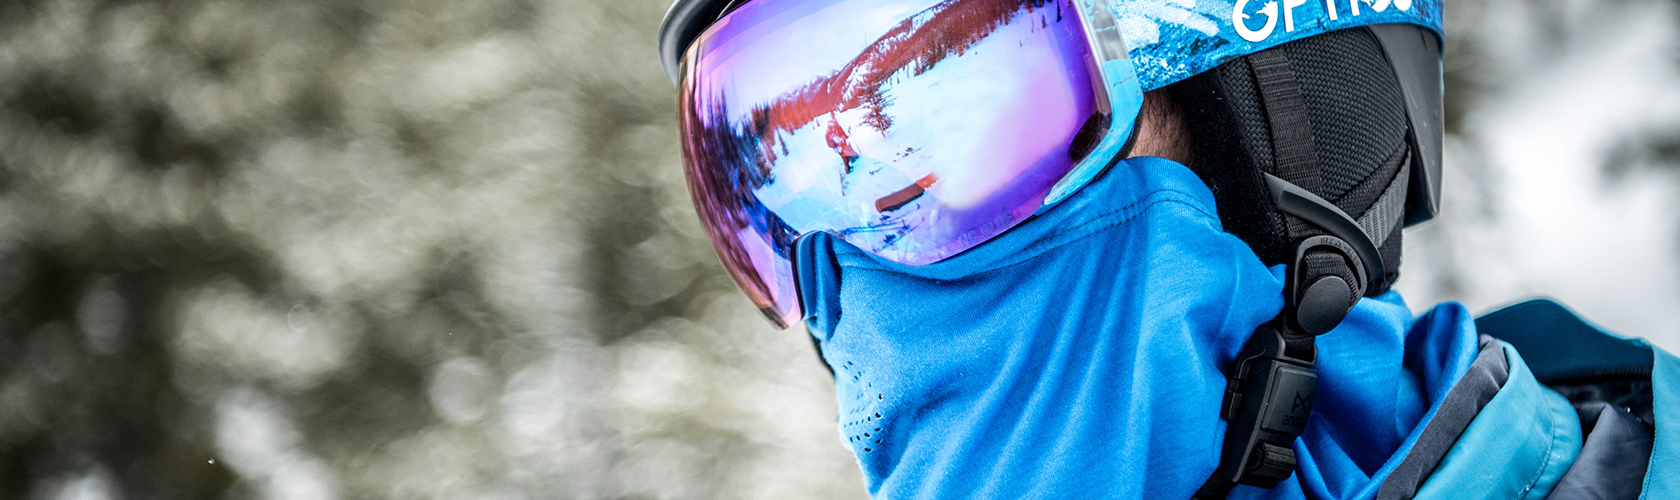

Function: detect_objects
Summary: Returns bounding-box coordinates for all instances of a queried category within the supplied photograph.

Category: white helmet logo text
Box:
[1235,0,1413,42]
[1232,0,1279,42]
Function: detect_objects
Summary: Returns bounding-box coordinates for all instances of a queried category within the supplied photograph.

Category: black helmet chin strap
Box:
[1191,44,1405,499]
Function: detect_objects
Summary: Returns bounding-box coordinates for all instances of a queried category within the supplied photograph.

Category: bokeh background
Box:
[0,0,1674,498]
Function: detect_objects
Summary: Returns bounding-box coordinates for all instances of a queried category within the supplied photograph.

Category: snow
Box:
[1396,0,1680,351]
[748,5,1096,263]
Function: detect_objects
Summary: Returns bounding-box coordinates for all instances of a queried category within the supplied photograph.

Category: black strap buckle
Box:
[1195,233,1359,499]
[1193,324,1319,499]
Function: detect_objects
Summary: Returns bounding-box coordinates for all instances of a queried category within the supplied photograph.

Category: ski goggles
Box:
[677,0,1144,328]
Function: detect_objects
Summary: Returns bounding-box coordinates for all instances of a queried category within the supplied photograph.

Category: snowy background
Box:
[0,0,1673,499]
[1395,0,1680,346]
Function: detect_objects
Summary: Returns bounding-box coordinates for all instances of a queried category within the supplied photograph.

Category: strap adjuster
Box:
[1287,235,1367,336]
[1196,324,1319,499]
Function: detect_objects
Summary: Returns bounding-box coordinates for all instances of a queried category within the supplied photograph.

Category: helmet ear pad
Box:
[1169,26,1413,292]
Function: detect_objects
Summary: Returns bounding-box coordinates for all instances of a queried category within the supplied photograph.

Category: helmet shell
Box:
[658,0,1443,90]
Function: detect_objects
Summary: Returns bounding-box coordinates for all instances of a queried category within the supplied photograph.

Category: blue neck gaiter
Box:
[795,157,1480,499]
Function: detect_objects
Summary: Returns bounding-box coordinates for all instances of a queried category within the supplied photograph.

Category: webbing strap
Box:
[1254,46,1405,256]
[1358,159,1410,250]
[1250,48,1333,349]
[1249,50,1319,193]
[1199,49,1383,500]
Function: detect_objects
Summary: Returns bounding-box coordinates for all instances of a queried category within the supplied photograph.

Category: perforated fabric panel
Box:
[1282,30,1410,205]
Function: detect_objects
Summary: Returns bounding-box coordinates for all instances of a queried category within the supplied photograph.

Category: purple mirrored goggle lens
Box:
[679,0,1135,328]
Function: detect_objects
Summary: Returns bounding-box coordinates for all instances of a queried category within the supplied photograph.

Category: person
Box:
[658,0,1678,499]
[826,115,861,174]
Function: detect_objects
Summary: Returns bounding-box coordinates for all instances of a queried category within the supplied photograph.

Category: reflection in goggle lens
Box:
[679,0,1107,327]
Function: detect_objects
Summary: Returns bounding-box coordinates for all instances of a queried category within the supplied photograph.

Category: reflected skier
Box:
[825,115,861,174]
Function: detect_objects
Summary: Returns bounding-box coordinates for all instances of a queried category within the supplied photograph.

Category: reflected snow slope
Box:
[688,0,1101,269]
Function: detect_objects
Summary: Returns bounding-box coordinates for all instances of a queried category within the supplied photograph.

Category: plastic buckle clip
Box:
[1200,324,1319,496]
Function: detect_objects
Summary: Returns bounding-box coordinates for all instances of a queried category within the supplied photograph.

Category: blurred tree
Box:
[0,0,860,498]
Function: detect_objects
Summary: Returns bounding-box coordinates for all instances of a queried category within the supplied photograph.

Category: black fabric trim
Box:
[1373,336,1510,500]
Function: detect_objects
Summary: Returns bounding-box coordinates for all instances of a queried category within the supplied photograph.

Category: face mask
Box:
[792,156,1473,499]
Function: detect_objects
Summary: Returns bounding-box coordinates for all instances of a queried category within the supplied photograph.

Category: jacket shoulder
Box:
[1475,298,1678,500]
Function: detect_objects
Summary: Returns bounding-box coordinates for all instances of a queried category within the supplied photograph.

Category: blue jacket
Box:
[1406,298,1676,500]
[798,157,1677,499]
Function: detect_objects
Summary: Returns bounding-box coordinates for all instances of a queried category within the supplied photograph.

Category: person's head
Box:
[657,0,1443,332]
